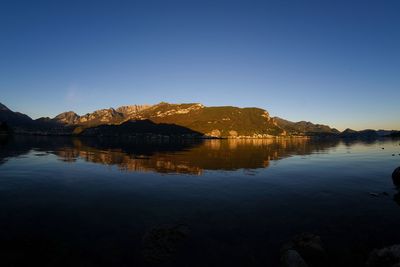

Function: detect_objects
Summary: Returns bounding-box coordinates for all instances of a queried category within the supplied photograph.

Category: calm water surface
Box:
[0,136,400,266]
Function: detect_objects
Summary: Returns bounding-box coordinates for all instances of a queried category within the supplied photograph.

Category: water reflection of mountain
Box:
[0,136,340,175]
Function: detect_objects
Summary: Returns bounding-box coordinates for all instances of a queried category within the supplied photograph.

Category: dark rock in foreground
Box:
[281,249,309,267]
[142,224,189,264]
[366,244,400,267]
[392,167,400,187]
[281,233,329,267]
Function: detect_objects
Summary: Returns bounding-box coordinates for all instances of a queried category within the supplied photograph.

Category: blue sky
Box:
[0,0,399,130]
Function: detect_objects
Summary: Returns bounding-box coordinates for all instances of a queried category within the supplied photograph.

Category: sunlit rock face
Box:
[116,104,153,118]
[206,129,221,138]
[229,130,238,137]
[54,108,126,126]
[141,102,205,118]
[142,103,285,137]
[54,111,80,125]
[78,108,124,124]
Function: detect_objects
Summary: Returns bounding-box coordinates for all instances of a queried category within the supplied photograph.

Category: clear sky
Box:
[0,0,399,130]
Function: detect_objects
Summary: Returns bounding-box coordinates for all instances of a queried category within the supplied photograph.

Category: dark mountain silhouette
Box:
[0,103,35,129]
[0,122,11,135]
[0,103,74,135]
[340,129,379,138]
[79,119,204,138]
[273,117,340,136]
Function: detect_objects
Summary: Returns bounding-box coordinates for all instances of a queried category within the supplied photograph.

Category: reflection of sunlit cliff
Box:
[52,137,338,175]
[55,139,203,174]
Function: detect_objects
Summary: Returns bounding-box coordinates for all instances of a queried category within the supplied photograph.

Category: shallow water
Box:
[0,136,400,266]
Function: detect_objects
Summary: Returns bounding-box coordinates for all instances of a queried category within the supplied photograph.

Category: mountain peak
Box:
[116,104,152,116]
[55,111,79,118]
[54,111,80,125]
[342,128,357,133]
[0,103,10,111]
[273,117,338,135]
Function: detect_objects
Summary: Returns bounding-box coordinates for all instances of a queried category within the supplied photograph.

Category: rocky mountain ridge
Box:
[273,117,339,136]
[51,102,284,137]
[116,104,153,117]
[0,101,398,138]
[52,104,160,127]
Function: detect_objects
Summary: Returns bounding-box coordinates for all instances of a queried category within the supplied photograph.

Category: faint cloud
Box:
[65,85,83,105]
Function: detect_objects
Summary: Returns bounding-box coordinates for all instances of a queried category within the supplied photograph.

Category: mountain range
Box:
[0,102,398,138]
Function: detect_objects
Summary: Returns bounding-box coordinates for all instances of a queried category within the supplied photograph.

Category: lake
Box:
[0,135,400,266]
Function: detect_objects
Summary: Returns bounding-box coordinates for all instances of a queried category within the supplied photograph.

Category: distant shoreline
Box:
[3,132,399,141]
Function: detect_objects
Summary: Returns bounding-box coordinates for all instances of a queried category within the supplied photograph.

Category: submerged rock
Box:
[366,244,400,267]
[393,193,400,207]
[281,233,329,267]
[141,224,189,264]
[392,167,400,186]
[281,249,309,267]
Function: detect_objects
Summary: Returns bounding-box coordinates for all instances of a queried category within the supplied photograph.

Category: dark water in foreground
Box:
[1,136,400,266]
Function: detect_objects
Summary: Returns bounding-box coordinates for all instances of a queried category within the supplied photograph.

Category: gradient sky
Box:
[0,0,399,130]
